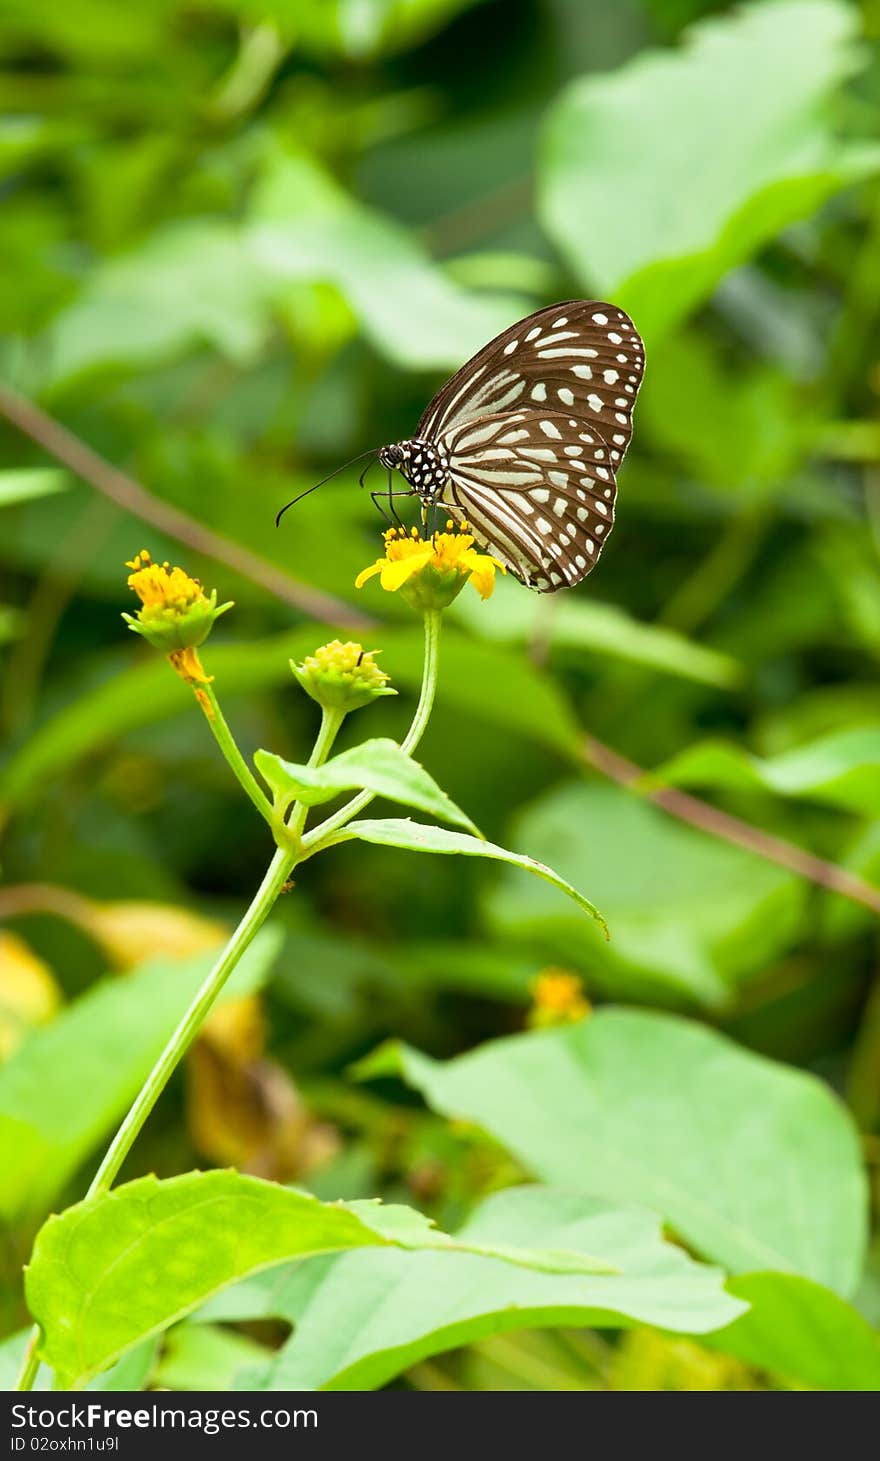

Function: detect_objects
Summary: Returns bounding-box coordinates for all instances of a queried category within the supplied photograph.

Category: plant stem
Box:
[401,608,442,755]
[197,681,275,829]
[88,844,296,1197]
[15,841,296,1393]
[286,706,346,837]
[301,609,442,854]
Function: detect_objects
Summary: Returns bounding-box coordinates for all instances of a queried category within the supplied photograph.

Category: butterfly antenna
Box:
[275,448,379,527]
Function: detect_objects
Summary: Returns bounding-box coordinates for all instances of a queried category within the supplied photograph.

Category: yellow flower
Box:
[527,969,591,1029]
[355,521,504,611]
[123,550,232,657]
[291,640,397,714]
[0,932,61,1059]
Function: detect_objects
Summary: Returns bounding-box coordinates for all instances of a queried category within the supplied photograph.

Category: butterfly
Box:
[277,300,643,592]
[377,300,644,592]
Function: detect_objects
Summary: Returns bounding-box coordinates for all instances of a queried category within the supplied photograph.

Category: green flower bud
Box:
[291,640,396,714]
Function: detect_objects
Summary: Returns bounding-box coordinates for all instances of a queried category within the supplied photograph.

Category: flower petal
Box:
[355,561,384,589]
[380,549,434,591]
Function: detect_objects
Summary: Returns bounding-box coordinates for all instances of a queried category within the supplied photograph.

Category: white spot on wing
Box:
[537,347,597,359]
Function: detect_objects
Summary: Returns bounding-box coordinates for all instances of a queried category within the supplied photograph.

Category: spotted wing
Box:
[418,299,644,476]
[438,408,616,592]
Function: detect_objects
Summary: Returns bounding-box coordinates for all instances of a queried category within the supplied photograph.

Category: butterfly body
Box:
[378,439,449,500]
[378,300,644,593]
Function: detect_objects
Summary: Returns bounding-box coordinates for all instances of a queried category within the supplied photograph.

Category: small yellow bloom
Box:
[527,969,591,1029]
[0,932,61,1059]
[126,552,204,612]
[356,522,504,611]
[123,550,232,657]
[291,640,396,714]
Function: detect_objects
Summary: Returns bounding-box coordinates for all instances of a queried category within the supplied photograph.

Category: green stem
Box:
[300,609,442,855]
[87,843,296,1197]
[15,698,351,1392]
[15,842,296,1393]
[286,706,346,837]
[199,681,275,830]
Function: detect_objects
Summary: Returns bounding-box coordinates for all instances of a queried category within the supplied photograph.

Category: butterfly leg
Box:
[370,486,415,529]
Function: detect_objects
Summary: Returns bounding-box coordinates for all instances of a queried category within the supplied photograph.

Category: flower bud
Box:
[290,640,396,714]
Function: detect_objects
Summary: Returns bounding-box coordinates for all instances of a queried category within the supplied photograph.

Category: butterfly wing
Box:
[438,408,617,591]
[418,299,644,475]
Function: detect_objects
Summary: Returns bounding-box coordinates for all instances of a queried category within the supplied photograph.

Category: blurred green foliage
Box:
[2,0,880,1392]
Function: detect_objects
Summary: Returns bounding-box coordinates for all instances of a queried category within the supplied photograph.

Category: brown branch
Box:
[0,881,98,925]
[0,383,375,631]
[582,734,880,917]
[3,384,880,917]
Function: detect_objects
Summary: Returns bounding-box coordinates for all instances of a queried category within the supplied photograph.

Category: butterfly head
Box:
[378,442,405,470]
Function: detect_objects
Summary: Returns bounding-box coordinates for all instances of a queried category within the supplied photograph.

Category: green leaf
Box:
[539,0,880,342]
[153,1324,270,1393]
[0,927,282,1222]
[254,738,480,833]
[45,221,276,384]
[451,575,742,688]
[649,727,880,816]
[249,150,527,371]
[638,331,812,499]
[485,781,805,1007]
[0,468,69,506]
[328,817,608,934]
[706,1272,880,1392]
[363,1008,867,1296]
[207,1186,743,1391]
[26,1170,620,1388]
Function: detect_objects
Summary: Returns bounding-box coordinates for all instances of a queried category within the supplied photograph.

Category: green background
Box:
[2,0,880,1392]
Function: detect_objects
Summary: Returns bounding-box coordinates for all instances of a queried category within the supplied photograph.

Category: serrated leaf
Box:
[255,738,479,833]
[26,1171,617,1388]
[0,625,578,814]
[207,1187,744,1391]
[325,816,607,934]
